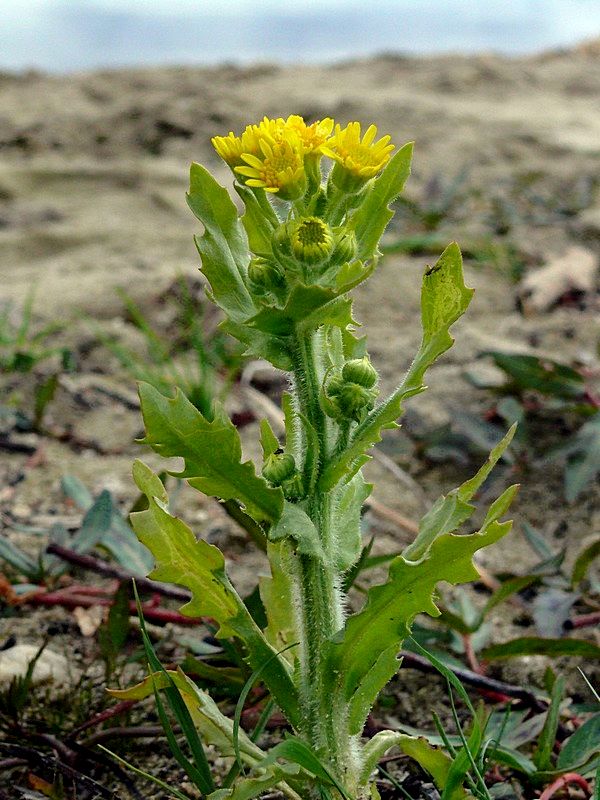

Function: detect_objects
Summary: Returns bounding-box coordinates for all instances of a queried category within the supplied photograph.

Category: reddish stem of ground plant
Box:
[45,543,191,602]
[539,773,591,800]
[24,586,201,626]
[70,700,137,737]
[564,610,600,630]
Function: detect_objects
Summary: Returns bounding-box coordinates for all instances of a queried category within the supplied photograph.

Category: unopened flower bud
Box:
[281,472,304,502]
[290,217,334,265]
[336,383,375,420]
[330,227,357,266]
[321,368,377,422]
[248,257,284,294]
[342,356,377,388]
[262,452,296,485]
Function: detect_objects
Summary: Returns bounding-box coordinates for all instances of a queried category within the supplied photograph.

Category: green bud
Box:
[262,452,296,485]
[337,383,375,420]
[248,257,284,294]
[321,367,377,422]
[290,217,334,265]
[281,472,304,502]
[330,227,357,267]
[342,356,378,388]
[272,218,334,267]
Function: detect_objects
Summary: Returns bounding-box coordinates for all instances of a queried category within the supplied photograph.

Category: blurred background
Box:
[3,0,600,71]
[1,3,600,798]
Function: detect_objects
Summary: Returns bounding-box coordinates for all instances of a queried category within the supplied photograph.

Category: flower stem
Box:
[290,326,359,788]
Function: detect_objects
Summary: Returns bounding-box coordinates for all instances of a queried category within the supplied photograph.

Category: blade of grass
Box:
[133,583,215,794]
[533,676,564,771]
[232,642,298,776]
[97,745,193,800]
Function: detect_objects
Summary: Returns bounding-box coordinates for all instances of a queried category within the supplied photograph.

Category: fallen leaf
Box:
[518,245,598,313]
[73,604,105,636]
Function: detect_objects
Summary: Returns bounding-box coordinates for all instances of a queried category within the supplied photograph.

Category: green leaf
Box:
[220,318,293,371]
[260,419,280,458]
[551,412,600,503]
[248,285,353,336]
[321,243,473,490]
[404,424,516,561]
[110,668,264,765]
[259,542,298,655]
[350,142,414,260]
[333,472,372,572]
[188,162,255,322]
[71,489,113,553]
[328,486,516,736]
[0,537,39,580]
[98,582,130,672]
[235,183,279,256]
[129,460,299,727]
[482,574,540,617]
[209,766,300,800]
[534,676,564,770]
[557,714,600,769]
[268,501,325,561]
[261,737,351,799]
[572,537,600,588]
[138,382,283,525]
[482,351,586,399]
[395,736,468,800]
[360,730,404,786]
[335,260,377,294]
[482,637,600,660]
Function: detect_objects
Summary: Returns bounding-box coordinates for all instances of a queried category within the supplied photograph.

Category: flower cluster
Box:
[212,114,394,199]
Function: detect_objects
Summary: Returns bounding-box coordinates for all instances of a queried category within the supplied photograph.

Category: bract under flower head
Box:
[322,122,394,191]
[235,133,306,200]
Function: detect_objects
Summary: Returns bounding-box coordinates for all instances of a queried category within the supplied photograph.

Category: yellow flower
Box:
[211,124,261,169]
[322,122,394,191]
[235,133,306,200]
[284,115,334,155]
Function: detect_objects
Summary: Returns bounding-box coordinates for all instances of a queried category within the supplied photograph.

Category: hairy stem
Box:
[290,326,361,789]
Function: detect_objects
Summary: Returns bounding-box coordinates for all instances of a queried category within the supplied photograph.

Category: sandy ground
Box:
[0,41,599,797]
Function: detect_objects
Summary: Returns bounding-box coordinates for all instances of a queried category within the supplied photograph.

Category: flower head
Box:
[211,124,261,169]
[284,115,334,155]
[235,133,306,200]
[322,122,394,191]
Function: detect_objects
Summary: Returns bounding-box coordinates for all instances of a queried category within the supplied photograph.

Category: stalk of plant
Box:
[116,115,519,800]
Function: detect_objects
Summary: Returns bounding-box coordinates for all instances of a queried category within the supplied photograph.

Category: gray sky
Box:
[2,0,600,72]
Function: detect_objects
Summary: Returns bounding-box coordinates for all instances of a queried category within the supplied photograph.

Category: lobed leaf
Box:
[110,668,264,764]
[247,285,353,337]
[188,162,255,322]
[350,142,414,260]
[220,318,293,371]
[259,542,298,656]
[332,472,372,572]
[397,736,468,800]
[404,424,516,561]
[138,382,283,525]
[327,485,517,736]
[320,243,473,490]
[268,501,326,561]
[235,183,279,257]
[129,460,299,727]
